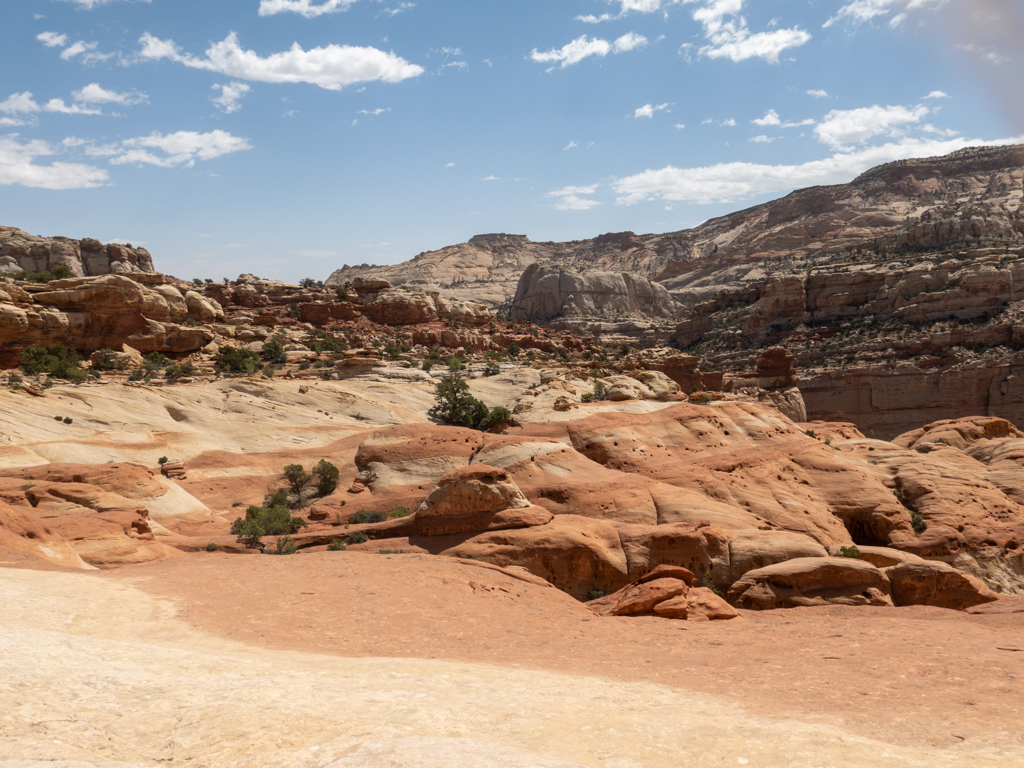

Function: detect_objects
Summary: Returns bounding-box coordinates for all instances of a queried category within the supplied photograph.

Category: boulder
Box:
[885,561,1000,610]
[589,578,689,616]
[655,587,741,621]
[728,557,893,610]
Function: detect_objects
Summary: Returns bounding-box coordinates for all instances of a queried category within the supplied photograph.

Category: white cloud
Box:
[682,0,811,63]
[612,135,1023,206]
[357,107,391,115]
[43,99,102,115]
[807,89,829,98]
[955,43,1009,66]
[751,109,815,127]
[675,123,686,129]
[563,140,579,150]
[824,0,947,29]
[814,103,929,149]
[56,0,151,7]
[258,0,357,17]
[0,135,109,189]
[613,32,649,52]
[0,93,41,115]
[138,32,424,91]
[61,41,97,60]
[72,130,252,168]
[480,175,500,181]
[211,82,251,114]
[546,184,601,210]
[73,83,148,105]
[445,162,455,167]
[922,90,949,99]
[720,118,736,126]
[634,102,669,118]
[0,118,26,127]
[530,33,647,69]
[37,32,68,48]
[749,135,775,143]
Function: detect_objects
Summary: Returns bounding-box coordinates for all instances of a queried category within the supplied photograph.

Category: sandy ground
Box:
[2,554,1023,768]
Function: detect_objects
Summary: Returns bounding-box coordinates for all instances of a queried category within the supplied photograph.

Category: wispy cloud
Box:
[211,82,251,114]
[546,184,601,210]
[634,102,670,118]
[530,33,647,70]
[72,130,252,169]
[0,135,109,189]
[138,32,423,91]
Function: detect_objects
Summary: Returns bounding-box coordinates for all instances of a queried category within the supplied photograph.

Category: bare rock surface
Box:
[729,557,894,609]
[0,226,155,277]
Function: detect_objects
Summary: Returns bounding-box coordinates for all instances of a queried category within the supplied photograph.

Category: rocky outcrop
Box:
[0,226,156,277]
[728,557,894,609]
[510,263,686,324]
[0,274,219,364]
[587,563,738,621]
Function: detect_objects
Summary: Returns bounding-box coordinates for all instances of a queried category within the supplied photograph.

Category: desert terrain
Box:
[3,145,1024,766]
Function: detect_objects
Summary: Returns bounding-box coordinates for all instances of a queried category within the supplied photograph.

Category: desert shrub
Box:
[390,506,411,519]
[335,286,349,302]
[327,538,347,551]
[483,362,500,377]
[230,503,307,550]
[378,549,408,555]
[55,415,62,421]
[586,589,606,601]
[157,456,169,465]
[165,361,195,379]
[591,380,608,401]
[62,417,73,424]
[839,545,862,559]
[267,536,298,555]
[206,542,219,552]
[261,364,276,378]
[526,350,536,361]
[506,343,521,358]
[910,510,928,533]
[702,571,723,597]
[581,393,593,403]
[261,336,287,363]
[215,346,260,374]
[446,355,464,371]
[383,342,402,358]
[349,509,386,524]
[429,372,509,432]
[346,531,369,545]
[422,359,433,372]
[92,348,125,372]
[478,406,512,432]
[13,264,72,283]
[299,277,323,288]
[147,351,170,367]
[312,459,340,497]
[555,346,570,361]
[7,373,22,387]
[20,344,87,383]
[283,464,310,493]
[805,429,818,439]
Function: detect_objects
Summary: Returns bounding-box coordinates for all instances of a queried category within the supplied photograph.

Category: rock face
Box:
[728,557,894,609]
[0,274,218,364]
[0,226,156,277]
[510,264,686,324]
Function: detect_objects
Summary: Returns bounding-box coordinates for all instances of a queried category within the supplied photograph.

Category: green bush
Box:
[591,380,608,401]
[92,348,125,372]
[586,589,606,601]
[20,344,87,383]
[839,545,862,559]
[13,264,73,283]
[62,417,73,425]
[206,542,219,552]
[327,538,347,551]
[283,464,310,493]
[230,503,308,550]
[910,510,928,533]
[581,393,593,403]
[261,336,287,363]
[506,343,521,358]
[312,459,340,497]
[299,277,323,288]
[384,342,402,358]
[422,359,433,372]
[335,286,349,302]
[346,531,369,545]
[390,506,411,518]
[267,536,299,555]
[429,347,442,360]
[429,372,511,432]
[483,362,501,377]
[165,361,195,379]
[215,346,261,374]
[349,509,387,524]
[447,355,464,371]
[702,571,723,597]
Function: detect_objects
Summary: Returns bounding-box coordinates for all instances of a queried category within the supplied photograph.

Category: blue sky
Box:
[1,0,1022,281]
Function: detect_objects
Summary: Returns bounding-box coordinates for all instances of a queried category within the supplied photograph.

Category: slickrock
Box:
[728,557,894,609]
[884,560,999,610]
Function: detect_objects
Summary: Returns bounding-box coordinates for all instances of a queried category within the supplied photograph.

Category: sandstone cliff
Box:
[510,263,686,324]
[0,226,156,277]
